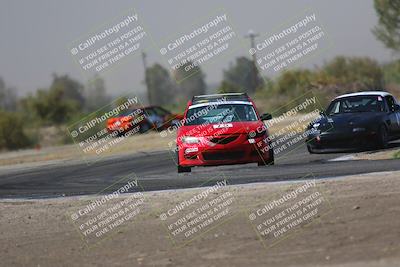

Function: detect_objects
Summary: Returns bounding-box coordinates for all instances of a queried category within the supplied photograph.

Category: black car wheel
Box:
[307,144,315,154]
[258,147,274,166]
[178,165,191,173]
[377,125,389,149]
[139,122,151,133]
[176,147,191,173]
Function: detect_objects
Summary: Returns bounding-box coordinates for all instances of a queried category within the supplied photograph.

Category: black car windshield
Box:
[326,95,386,115]
[119,108,142,117]
[185,104,258,126]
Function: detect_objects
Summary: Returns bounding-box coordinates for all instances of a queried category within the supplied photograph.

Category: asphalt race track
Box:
[0,142,400,199]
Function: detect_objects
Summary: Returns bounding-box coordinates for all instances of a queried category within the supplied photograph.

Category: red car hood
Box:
[178,121,264,137]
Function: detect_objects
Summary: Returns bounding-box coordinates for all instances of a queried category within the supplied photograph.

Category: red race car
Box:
[176,93,274,173]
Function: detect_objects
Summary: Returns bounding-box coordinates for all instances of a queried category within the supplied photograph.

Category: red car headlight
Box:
[185,147,199,154]
[181,136,201,144]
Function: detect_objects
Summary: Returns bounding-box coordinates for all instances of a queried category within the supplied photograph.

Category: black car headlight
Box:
[352,127,366,132]
[312,123,321,129]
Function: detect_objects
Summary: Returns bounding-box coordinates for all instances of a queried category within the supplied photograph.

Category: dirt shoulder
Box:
[352,148,400,161]
[1,171,400,267]
[0,131,175,167]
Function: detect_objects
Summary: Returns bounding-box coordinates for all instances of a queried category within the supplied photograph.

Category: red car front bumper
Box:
[177,134,272,167]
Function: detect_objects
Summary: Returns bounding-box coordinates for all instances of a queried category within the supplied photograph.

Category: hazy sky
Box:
[0,0,396,97]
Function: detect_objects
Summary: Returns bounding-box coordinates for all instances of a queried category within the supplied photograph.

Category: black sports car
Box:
[306,91,400,153]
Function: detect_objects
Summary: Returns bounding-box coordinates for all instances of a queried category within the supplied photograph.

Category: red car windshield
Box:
[185,104,258,126]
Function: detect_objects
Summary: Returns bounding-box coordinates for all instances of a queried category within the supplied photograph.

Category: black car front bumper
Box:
[306,129,378,150]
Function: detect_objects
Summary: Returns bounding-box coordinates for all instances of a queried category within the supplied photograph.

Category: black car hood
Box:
[315,112,382,131]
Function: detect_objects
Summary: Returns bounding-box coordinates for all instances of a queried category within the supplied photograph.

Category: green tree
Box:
[273,69,314,95]
[222,57,263,94]
[50,74,85,106]
[145,64,175,105]
[382,60,400,84]
[322,57,383,89]
[0,77,17,111]
[115,96,129,107]
[0,111,30,150]
[21,75,84,125]
[22,89,80,125]
[255,56,385,112]
[174,62,206,100]
[84,75,110,111]
[373,0,400,52]
[217,81,241,93]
